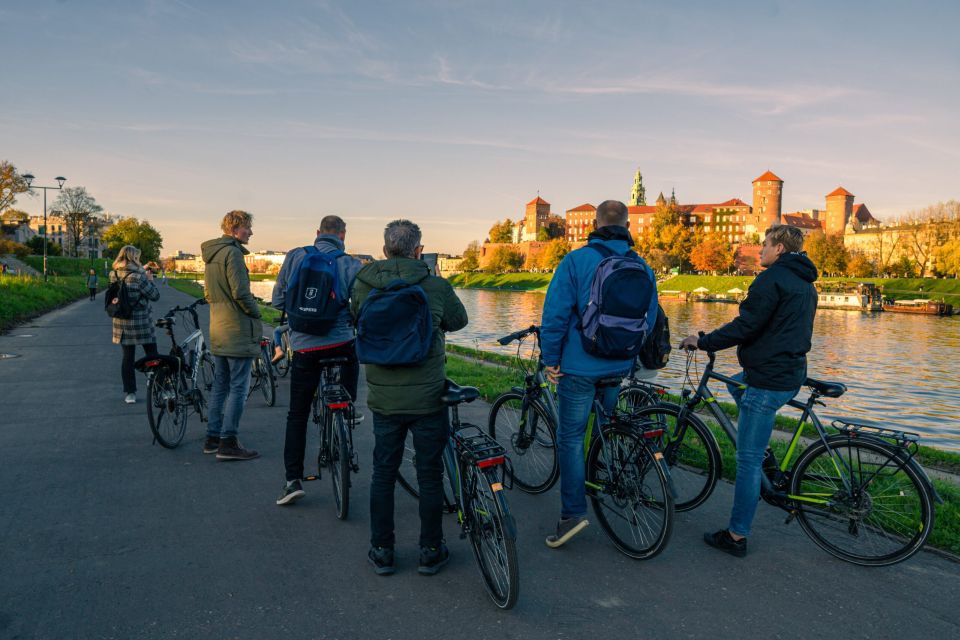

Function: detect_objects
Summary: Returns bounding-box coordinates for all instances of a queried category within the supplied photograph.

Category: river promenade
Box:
[1,285,958,639]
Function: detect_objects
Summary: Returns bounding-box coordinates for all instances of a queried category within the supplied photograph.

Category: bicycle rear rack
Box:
[611,409,667,439]
[831,420,920,447]
[452,424,507,469]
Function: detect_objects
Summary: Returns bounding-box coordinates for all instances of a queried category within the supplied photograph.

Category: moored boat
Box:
[815,281,883,311]
[882,298,954,316]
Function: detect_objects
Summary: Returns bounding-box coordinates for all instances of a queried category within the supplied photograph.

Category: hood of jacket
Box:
[769,252,818,283]
[587,225,634,246]
[201,235,249,263]
[355,257,430,290]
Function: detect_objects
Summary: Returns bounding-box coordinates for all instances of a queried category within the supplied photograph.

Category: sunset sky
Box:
[2,1,958,257]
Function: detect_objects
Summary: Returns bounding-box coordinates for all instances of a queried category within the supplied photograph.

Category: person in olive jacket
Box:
[680,224,818,558]
[350,219,468,577]
[200,210,262,461]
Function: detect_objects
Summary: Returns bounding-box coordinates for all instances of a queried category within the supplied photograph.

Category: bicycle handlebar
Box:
[163,298,208,328]
[497,325,539,345]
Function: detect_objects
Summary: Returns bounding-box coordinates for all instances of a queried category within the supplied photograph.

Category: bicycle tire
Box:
[587,424,674,560]
[789,435,934,566]
[198,352,215,395]
[617,385,659,412]
[147,370,188,449]
[487,391,558,494]
[628,403,722,512]
[396,433,457,510]
[258,347,276,406]
[330,412,350,520]
[465,464,519,609]
[275,333,291,378]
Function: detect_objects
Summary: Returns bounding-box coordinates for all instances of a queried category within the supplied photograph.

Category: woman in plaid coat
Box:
[111,245,161,404]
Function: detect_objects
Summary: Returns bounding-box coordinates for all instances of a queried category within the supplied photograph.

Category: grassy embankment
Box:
[0,273,88,332]
[167,278,282,324]
[447,273,552,291]
[444,343,960,555]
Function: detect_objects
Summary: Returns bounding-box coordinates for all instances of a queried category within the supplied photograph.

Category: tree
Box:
[25,235,62,256]
[50,187,103,257]
[538,239,571,271]
[690,236,736,274]
[102,217,164,263]
[645,248,677,274]
[892,256,917,278]
[649,202,696,271]
[459,240,480,271]
[485,245,524,273]
[0,238,30,259]
[1,161,31,213]
[934,239,960,278]
[845,252,875,278]
[536,227,551,242]
[488,219,514,243]
[805,231,849,276]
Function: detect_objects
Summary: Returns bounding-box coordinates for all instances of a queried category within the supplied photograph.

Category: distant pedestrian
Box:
[110,245,160,404]
[1,262,8,275]
[87,269,98,300]
[201,210,261,461]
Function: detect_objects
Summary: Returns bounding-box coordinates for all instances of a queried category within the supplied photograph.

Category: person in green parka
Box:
[200,210,262,461]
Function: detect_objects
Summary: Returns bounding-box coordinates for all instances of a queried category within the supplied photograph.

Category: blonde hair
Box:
[221,210,254,235]
[765,224,805,253]
[112,245,142,270]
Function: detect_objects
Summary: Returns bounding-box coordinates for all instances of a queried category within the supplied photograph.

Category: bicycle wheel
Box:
[396,433,457,510]
[329,412,351,520]
[257,347,276,406]
[465,464,519,609]
[629,404,721,512]
[488,391,558,493]
[617,385,659,412]
[147,370,188,449]
[789,436,934,566]
[198,352,216,395]
[275,333,291,377]
[587,424,674,560]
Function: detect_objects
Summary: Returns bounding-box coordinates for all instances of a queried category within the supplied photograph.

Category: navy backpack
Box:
[355,279,433,366]
[286,246,346,335]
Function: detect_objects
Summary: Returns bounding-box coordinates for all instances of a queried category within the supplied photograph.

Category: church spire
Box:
[669,187,677,206]
[630,168,647,206]
[656,191,666,206]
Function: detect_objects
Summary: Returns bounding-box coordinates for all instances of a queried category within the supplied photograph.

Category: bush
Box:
[0,238,30,259]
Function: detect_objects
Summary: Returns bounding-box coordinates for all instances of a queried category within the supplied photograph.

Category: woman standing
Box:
[87,269,98,301]
[111,245,161,404]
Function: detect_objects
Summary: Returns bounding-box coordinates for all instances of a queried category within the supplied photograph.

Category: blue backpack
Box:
[355,279,433,366]
[579,244,655,359]
[286,246,346,335]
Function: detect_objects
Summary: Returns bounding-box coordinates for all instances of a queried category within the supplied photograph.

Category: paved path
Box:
[0,286,958,639]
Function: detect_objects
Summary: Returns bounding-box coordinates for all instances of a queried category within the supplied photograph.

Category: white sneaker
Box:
[124,393,137,404]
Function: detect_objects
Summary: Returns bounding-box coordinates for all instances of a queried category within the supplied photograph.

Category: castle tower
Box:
[752,170,783,231]
[655,192,666,207]
[824,187,854,235]
[669,187,677,206]
[630,168,647,206]
[523,196,550,241]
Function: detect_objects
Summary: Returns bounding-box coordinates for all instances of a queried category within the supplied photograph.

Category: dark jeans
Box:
[370,410,448,549]
[88,287,97,300]
[121,342,158,394]
[283,342,360,482]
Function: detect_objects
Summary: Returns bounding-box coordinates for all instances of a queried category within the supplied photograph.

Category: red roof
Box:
[627,205,657,215]
[752,170,783,183]
[853,203,876,223]
[826,186,854,198]
[717,198,749,207]
[527,196,550,206]
[567,203,595,212]
[783,214,824,230]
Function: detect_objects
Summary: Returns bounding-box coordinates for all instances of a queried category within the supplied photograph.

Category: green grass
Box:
[447,272,552,291]
[23,255,110,277]
[167,277,282,325]
[658,274,758,294]
[445,353,524,401]
[0,274,89,331]
[658,274,960,301]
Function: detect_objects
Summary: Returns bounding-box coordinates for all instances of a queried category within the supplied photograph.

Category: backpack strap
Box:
[586,242,615,258]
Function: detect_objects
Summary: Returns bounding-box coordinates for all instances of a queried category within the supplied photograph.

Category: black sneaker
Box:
[545,516,589,548]
[368,546,395,576]
[202,436,220,455]
[703,529,747,558]
[216,436,260,461]
[276,480,305,506]
[418,543,450,576]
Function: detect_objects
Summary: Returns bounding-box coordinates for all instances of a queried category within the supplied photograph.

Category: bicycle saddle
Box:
[804,377,846,398]
[315,357,351,367]
[442,380,481,405]
[156,317,175,328]
[595,376,624,389]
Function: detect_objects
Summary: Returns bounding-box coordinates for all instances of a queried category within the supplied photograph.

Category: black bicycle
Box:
[304,357,359,520]
[248,336,277,406]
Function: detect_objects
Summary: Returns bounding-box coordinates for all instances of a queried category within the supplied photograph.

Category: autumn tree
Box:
[649,202,696,271]
[102,217,164,263]
[891,256,917,278]
[538,239,571,271]
[845,252,875,278]
[487,219,514,243]
[805,231,849,276]
[1,161,32,213]
[459,240,480,271]
[50,187,104,257]
[690,236,736,274]
[934,239,960,278]
[485,245,524,273]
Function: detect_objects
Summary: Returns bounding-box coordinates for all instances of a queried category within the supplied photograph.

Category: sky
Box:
[2,0,958,257]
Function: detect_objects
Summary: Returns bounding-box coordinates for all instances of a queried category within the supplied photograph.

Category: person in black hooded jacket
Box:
[680,224,818,557]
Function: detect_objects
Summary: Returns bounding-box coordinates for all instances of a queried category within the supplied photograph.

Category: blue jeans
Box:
[726,373,798,537]
[556,374,619,520]
[206,356,254,439]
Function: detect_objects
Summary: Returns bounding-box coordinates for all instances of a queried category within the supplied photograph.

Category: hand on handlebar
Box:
[679,335,700,351]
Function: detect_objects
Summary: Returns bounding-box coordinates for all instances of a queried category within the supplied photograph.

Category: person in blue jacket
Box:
[539,200,658,548]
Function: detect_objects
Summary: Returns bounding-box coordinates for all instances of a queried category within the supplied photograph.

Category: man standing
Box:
[201,210,262,461]
[680,224,817,557]
[272,215,362,505]
[351,219,468,576]
[540,200,658,548]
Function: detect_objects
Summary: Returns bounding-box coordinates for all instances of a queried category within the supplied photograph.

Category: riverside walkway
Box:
[0,285,957,639]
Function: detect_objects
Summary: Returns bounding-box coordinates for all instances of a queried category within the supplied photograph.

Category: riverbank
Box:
[447,272,551,291]
[167,277,283,324]
[0,274,89,332]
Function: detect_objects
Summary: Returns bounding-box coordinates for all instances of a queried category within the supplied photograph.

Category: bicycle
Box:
[273,324,293,378]
[136,299,215,448]
[248,336,277,406]
[303,357,359,520]
[635,346,940,566]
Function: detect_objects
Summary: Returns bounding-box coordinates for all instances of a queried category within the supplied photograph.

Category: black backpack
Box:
[355,279,433,366]
[637,304,671,370]
[104,270,138,319]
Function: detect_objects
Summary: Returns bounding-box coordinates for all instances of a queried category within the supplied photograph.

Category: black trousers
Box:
[88,287,97,300]
[283,342,360,482]
[369,409,448,549]
[121,342,158,394]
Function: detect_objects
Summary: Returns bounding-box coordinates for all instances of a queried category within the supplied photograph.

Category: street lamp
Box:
[22,173,67,282]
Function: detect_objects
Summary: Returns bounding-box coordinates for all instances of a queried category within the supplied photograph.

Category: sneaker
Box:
[545,516,589,548]
[216,436,260,461]
[124,393,136,404]
[351,413,365,426]
[418,543,450,576]
[202,436,220,454]
[703,529,747,558]
[276,479,305,505]
[368,546,396,576]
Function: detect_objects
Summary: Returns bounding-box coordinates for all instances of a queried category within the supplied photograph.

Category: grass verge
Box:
[447,272,551,291]
[167,278,282,324]
[0,275,88,332]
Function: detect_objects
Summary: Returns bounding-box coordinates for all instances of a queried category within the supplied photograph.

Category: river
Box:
[250,281,960,451]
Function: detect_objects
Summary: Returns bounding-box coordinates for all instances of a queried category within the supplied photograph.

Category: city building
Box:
[565,203,596,242]
[27,213,115,258]
[751,170,783,233]
[630,168,647,206]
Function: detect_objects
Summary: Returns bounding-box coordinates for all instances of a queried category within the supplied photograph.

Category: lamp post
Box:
[21,174,66,282]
